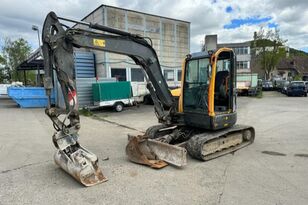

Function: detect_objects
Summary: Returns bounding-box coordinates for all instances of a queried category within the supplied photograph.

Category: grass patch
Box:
[256,90,263,98]
[79,108,93,117]
[92,113,109,119]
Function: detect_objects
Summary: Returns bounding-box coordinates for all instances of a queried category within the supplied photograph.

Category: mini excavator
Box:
[42,12,255,186]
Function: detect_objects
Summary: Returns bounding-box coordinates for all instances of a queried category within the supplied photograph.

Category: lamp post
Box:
[32,25,41,86]
[32,25,41,47]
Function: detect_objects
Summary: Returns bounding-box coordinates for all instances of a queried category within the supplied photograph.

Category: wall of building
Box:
[218,42,251,73]
[80,5,190,88]
[271,70,290,80]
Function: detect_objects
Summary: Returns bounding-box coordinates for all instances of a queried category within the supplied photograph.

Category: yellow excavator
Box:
[42,12,255,186]
[126,48,255,168]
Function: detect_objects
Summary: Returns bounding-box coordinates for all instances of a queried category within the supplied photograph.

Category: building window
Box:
[131,68,144,82]
[177,70,182,81]
[237,61,249,69]
[163,69,174,81]
[111,68,127,81]
[234,47,249,55]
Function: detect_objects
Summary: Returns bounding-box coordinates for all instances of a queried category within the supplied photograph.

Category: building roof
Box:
[81,4,190,24]
[16,48,44,71]
[277,56,308,74]
[16,59,44,71]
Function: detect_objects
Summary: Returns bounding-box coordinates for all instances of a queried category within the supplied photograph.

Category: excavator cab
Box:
[127,48,254,168]
[181,48,236,130]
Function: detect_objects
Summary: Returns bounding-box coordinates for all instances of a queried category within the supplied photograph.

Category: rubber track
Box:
[186,124,255,160]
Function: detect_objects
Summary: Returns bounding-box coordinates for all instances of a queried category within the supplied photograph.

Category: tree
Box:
[0,54,7,83]
[252,28,287,80]
[0,54,5,64]
[2,38,31,81]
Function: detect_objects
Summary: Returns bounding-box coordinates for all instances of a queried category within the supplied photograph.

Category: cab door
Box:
[182,57,212,129]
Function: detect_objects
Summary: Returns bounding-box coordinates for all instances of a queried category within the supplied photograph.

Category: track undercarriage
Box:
[126,124,255,168]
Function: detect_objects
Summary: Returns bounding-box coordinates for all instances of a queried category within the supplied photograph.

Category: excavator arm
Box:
[42,12,177,186]
[43,12,175,122]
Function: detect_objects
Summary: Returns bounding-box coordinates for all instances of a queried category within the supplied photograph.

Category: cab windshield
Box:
[183,58,211,111]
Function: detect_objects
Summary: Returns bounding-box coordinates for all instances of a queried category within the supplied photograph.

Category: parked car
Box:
[262,80,273,91]
[274,80,287,92]
[305,81,308,93]
[281,81,290,94]
[287,81,307,97]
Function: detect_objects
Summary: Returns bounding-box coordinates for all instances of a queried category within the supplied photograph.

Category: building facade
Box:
[77,5,190,87]
[203,35,252,74]
[218,42,251,73]
[273,56,308,81]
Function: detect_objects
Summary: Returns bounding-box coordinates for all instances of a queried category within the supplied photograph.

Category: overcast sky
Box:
[0,0,307,53]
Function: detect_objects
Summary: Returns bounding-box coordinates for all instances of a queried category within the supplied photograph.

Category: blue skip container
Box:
[8,87,55,108]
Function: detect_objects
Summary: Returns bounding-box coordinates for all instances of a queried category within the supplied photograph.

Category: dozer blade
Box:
[54,146,107,186]
[126,135,187,168]
[187,124,255,161]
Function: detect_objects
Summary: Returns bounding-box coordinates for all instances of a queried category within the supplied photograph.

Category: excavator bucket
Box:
[54,146,107,186]
[126,134,187,168]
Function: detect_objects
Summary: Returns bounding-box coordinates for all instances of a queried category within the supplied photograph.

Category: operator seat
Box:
[215,70,229,108]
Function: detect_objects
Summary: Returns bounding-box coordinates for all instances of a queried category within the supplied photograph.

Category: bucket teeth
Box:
[54,146,107,186]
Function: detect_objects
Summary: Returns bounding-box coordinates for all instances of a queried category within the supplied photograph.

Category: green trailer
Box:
[92,81,134,112]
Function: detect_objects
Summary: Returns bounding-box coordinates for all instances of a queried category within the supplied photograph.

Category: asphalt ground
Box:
[0,92,308,205]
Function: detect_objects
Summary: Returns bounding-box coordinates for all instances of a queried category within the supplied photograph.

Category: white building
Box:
[203,35,252,73]
[76,4,190,101]
[218,42,251,73]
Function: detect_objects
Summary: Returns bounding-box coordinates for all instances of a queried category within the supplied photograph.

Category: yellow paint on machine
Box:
[93,39,105,47]
[170,88,181,97]
[208,47,234,117]
[178,59,186,113]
